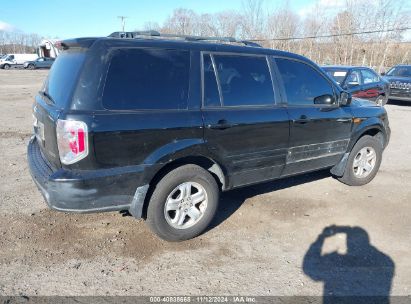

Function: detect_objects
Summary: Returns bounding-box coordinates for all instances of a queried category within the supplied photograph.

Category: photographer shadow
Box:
[303,226,395,304]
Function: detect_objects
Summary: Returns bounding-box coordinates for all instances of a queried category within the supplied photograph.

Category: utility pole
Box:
[117,16,128,32]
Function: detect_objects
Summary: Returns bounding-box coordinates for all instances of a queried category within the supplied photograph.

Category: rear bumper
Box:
[27,137,150,217]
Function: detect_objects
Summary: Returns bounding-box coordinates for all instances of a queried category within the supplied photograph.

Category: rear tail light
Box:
[56,119,88,165]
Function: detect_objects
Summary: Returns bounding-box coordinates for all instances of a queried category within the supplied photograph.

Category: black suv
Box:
[382,65,411,102]
[28,32,391,241]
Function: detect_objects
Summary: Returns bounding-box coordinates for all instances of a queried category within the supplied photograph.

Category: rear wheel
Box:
[338,135,382,186]
[147,164,219,241]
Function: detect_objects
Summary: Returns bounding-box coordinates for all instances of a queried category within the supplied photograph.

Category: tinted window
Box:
[103,48,190,110]
[203,54,221,107]
[213,55,274,106]
[386,66,411,77]
[346,70,362,85]
[323,69,348,85]
[43,51,86,108]
[361,69,379,84]
[276,58,334,105]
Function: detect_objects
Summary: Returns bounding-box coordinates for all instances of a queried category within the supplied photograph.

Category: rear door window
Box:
[103,48,190,110]
[324,69,347,85]
[212,54,275,107]
[275,58,335,106]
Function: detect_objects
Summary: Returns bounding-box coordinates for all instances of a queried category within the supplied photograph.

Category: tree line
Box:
[143,0,411,71]
[0,31,42,55]
[1,0,409,71]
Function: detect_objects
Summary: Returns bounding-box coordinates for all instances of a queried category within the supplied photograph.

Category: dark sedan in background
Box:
[382,65,411,103]
[23,57,55,70]
[323,66,389,106]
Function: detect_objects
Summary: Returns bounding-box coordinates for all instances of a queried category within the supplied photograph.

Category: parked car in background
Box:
[0,53,39,69]
[323,66,389,106]
[382,65,411,102]
[23,57,55,70]
[28,32,390,241]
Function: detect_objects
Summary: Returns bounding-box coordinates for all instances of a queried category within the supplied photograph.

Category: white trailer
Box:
[0,53,39,69]
[38,39,59,58]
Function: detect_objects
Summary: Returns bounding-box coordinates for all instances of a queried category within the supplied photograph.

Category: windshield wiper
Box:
[39,90,55,104]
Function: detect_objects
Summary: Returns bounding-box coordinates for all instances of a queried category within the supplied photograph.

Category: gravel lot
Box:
[0,70,410,297]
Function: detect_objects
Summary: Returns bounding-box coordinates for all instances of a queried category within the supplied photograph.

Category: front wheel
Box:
[28,64,35,70]
[3,64,10,70]
[338,135,383,186]
[147,164,219,241]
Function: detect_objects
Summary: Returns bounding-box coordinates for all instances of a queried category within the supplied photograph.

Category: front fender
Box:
[349,116,386,151]
[331,116,388,177]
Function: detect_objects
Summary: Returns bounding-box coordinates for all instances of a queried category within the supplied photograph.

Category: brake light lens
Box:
[56,119,88,165]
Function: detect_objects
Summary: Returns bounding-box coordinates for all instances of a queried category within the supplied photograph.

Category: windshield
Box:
[323,68,348,85]
[42,51,86,108]
[386,66,411,77]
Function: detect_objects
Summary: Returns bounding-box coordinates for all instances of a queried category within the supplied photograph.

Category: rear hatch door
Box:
[33,47,88,168]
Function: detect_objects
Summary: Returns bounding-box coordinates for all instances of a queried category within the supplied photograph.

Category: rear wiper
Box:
[39,90,55,104]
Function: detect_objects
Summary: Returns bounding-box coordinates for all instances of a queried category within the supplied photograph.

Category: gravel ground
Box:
[0,70,410,297]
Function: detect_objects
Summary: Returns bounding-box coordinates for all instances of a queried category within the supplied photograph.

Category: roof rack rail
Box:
[108,31,262,47]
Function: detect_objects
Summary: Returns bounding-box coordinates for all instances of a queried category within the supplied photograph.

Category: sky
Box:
[0,0,319,39]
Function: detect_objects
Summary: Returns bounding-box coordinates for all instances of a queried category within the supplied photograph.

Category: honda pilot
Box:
[28,31,391,241]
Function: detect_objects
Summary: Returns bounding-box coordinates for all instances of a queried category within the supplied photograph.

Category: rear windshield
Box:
[323,68,348,85]
[42,51,86,108]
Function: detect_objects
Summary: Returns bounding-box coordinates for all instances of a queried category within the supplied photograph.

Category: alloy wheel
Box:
[164,182,208,229]
[353,147,377,178]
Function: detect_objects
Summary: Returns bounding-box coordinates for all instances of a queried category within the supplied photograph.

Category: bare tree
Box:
[162,8,197,35]
[266,3,300,52]
[136,0,410,68]
[240,0,266,39]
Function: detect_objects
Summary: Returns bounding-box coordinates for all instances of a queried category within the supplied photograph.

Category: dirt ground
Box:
[0,70,410,297]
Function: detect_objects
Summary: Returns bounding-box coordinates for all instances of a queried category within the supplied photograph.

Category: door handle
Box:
[293,115,310,124]
[207,119,234,130]
[336,118,351,123]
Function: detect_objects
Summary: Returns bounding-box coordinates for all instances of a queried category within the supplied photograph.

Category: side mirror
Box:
[380,72,386,76]
[314,94,336,105]
[339,91,352,106]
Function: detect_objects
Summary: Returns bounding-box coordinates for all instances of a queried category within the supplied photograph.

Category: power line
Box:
[249,26,411,42]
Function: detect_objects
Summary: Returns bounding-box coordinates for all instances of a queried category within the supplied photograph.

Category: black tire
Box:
[3,64,10,70]
[28,64,35,70]
[338,135,383,186]
[146,164,219,241]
